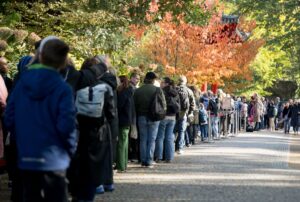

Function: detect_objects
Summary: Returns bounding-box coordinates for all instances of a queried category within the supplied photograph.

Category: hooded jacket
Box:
[164,85,180,116]
[4,64,77,171]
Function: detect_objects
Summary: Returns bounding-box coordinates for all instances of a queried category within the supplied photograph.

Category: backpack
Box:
[167,95,180,114]
[75,83,113,118]
[177,86,190,111]
[199,109,208,124]
[200,97,209,110]
[148,88,166,122]
[208,99,218,115]
[267,105,276,118]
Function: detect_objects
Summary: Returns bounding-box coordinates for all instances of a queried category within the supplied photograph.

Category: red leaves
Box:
[129,8,263,88]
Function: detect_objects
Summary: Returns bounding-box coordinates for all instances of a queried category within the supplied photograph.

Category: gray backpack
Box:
[75,83,113,118]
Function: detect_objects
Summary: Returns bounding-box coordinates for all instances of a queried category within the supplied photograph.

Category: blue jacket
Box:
[5,64,77,171]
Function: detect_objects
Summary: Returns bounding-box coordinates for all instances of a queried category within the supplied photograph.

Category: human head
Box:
[161,77,173,88]
[118,75,129,92]
[207,90,213,98]
[178,75,187,85]
[81,57,99,70]
[144,72,157,84]
[39,37,69,70]
[130,72,140,87]
[0,57,8,74]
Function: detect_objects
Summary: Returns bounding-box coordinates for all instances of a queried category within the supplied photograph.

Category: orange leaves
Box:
[128,11,263,88]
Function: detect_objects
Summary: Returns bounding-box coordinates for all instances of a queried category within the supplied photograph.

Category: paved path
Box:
[97,131,300,202]
[1,131,300,202]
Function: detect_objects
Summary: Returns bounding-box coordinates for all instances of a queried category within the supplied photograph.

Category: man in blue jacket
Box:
[4,36,77,202]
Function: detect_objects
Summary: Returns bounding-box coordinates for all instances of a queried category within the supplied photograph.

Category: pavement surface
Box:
[1,131,300,202]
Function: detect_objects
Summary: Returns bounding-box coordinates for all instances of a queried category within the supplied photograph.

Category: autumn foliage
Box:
[129,1,264,90]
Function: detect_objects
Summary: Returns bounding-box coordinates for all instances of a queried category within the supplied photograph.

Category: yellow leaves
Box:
[279,15,286,23]
[129,11,263,89]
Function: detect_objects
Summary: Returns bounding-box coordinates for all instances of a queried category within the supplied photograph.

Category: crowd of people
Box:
[0,36,299,202]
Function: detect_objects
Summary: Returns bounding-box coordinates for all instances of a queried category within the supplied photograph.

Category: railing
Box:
[206,109,245,143]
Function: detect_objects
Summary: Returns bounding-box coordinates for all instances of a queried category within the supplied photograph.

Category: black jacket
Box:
[73,67,116,186]
[118,87,134,127]
[164,86,180,116]
[283,106,292,118]
[291,104,300,127]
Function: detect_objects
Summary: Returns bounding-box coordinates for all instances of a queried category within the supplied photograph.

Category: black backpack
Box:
[167,95,180,114]
[208,99,218,115]
[267,105,275,118]
[148,88,166,121]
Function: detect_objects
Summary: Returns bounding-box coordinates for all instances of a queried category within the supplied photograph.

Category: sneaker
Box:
[177,150,184,154]
[104,184,115,192]
[95,185,105,194]
[155,159,163,164]
[165,160,172,163]
[145,164,154,168]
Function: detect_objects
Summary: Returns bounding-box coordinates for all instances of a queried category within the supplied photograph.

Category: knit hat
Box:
[39,36,59,54]
[178,75,187,85]
[145,72,157,80]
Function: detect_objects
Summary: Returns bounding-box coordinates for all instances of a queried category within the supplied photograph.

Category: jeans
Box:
[154,118,176,161]
[186,124,199,145]
[116,126,130,171]
[284,118,291,133]
[185,126,191,146]
[138,116,160,165]
[211,115,219,138]
[22,170,68,202]
[175,114,187,151]
[200,124,208,140]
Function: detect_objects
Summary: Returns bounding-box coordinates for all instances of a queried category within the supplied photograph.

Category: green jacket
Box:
[134,84,166,117]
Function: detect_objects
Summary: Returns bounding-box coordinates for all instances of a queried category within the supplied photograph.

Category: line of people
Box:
[0,36,299,202]
[246,96,300,134]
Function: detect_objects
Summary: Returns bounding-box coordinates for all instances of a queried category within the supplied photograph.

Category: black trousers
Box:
[22,170,68,202]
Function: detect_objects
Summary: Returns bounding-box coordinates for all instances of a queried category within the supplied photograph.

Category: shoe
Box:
[155,159,163,163]
[165,160,172,163]
[104,184,115,192]
[95,185,105,194]
[117,170,126,173]
[145,164,154,168]
[177,150,184,154]
[186,144,191,148]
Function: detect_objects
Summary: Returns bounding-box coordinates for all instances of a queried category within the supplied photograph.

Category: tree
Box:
[225,0,300,96]
[129,12,264,90]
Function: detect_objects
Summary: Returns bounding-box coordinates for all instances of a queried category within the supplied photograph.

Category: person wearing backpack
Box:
[267,100,276,131]
[207,91,220,139]
[154,77,180,163]
[175,75,195,154]
[4,36,77,202]
[199,103,208,142]
[72,61,116,201]
[134,72,166,168]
